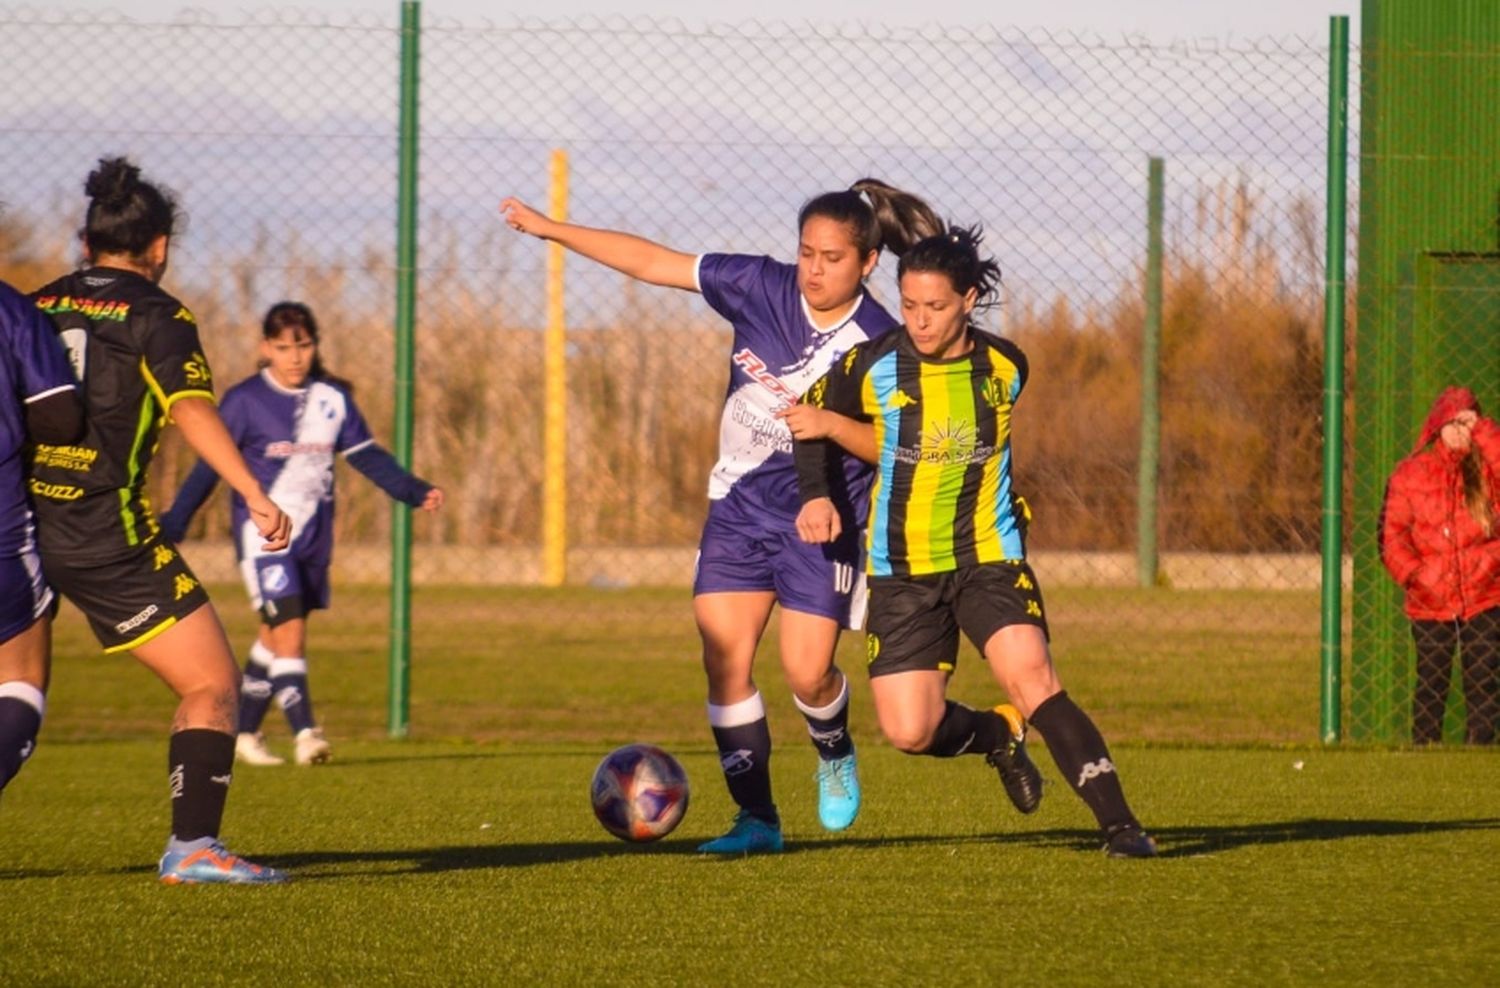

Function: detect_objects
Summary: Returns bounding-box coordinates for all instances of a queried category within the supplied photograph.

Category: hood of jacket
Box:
[1415,386,1480,454]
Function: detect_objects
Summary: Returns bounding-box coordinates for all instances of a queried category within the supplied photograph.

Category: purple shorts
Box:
[0,551,52,643]
[693,494,867,629]
[240,553,331,627]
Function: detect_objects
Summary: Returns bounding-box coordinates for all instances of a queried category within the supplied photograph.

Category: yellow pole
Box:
[542,149,569,586]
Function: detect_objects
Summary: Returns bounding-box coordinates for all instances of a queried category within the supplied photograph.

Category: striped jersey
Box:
[795,327,1029,577]
[29,267,214,562]
[696,253,898,524]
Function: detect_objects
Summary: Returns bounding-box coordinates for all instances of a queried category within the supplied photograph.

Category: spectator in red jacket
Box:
[1380,386,1500,744]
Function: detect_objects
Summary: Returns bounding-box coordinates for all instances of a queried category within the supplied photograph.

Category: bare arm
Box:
[779,404,878,465]
[169,397,291,551]
[498,197,699,291]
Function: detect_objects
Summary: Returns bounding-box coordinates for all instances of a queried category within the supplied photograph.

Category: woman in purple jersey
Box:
[501,180,941,853]
[161,302,443,768]
[0,277,81,801]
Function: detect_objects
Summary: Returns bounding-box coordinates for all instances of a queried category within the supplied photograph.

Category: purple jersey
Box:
[0,281,77,558]
[695,253,897,526]
[220,370,375,564]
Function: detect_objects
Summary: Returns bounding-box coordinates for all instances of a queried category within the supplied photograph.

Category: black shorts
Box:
[43,539,211,653]
[865,561,1049,678]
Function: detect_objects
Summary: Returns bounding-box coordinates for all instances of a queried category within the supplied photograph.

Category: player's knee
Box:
[881,720,937,754]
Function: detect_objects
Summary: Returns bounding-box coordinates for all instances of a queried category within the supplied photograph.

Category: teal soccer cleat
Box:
[697,811,784,855]
[158,839,289,885]
[815,749,861,832]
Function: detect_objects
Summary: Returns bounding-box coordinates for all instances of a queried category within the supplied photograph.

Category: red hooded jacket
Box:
[1380,387,1500,621]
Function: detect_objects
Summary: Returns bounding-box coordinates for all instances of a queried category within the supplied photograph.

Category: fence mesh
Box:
[1349,13,1500,746]
[1,6,1365,743]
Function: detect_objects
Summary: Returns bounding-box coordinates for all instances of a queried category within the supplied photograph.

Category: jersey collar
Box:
[801,291,865,335]
[260,367,309,396]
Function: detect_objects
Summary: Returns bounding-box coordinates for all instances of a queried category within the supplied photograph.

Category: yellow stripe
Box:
[905,361,954,573]
[973,451,1004,563]
[104,615,179,654]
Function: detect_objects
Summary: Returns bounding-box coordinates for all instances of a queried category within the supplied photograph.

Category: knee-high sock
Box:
[237,640,276,734]
[0,682,44,792]
[924,701,1005,757]
[1029,690,1138,833]
[793,673,854,760]
[707,692,777,825]
[168,729,235,842]
[271,657,316,734]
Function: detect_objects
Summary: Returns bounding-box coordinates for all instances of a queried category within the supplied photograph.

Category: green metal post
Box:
[1137,157,1163,588]
[388,0,420,738]
[1320,15,1349,744]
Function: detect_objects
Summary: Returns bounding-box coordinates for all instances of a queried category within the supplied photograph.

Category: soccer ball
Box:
[590,743,690,842]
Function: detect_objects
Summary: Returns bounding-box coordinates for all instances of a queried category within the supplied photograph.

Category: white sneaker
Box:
[235,732,285,766]
[294,727,332,765]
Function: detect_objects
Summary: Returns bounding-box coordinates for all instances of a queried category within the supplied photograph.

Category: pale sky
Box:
[54,0,1360,39]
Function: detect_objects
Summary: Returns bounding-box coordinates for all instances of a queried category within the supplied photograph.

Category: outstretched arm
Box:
[169,397,290,551]
[499,197,699,291]
[346,442,443,511]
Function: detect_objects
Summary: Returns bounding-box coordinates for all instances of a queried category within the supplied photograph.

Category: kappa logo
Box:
[865,633,881,664]
[808,726,846,746]
[1076,757,1116,788]
[891,389,917,409]
[719,749,755,777]
[115,604,159,635]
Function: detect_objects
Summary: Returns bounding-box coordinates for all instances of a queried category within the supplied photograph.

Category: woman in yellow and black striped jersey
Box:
[781,225,1157,858]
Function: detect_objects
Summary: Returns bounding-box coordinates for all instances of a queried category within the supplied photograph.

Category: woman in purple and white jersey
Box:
[501,180,942,853]
[161,302,443,768]
[0,278,81,799]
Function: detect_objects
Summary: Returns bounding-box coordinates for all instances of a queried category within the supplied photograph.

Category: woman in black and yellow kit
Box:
[29,158,293,883]
[781,226,1156,857]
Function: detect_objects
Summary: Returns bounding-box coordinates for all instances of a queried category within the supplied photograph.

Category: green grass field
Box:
[3,587,1497,986]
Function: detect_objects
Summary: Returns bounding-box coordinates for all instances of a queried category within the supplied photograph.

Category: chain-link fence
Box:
[1350,8,1500,746]
[2,6,1360,743]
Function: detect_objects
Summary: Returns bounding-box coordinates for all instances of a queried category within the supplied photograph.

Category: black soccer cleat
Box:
[1104,824,1159,859]
[985,704,1043,815]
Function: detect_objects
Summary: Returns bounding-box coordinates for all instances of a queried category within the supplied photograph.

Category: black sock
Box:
[1029,691,1138,833]
[925,701,1006,757]
[794,674,854,761]
[0,685,44,791]
[708,694,778,826]
[238,656,274,734]
[168,729,235,842]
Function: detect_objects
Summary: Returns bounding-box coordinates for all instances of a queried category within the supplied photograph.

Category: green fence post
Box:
[388,0,420,738]
[1137,156,1163,588]
[1320,15,1349,744]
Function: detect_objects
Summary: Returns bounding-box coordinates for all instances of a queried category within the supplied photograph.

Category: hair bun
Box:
[84,156,141,205]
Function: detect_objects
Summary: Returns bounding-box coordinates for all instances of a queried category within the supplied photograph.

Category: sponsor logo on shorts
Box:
[115,604,160,635]
[261,564,289,595]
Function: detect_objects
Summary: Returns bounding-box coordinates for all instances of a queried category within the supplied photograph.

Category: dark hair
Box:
[797,177,944,259]
[261,300,349,390]
[82,156,179,259]
[897,224,1003,311]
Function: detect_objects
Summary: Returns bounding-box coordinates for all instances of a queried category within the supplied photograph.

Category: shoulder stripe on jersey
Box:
[692,254,707,294]
[341,438,375,457]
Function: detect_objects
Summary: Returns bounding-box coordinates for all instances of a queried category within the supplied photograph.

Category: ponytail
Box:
[797,177,943,259]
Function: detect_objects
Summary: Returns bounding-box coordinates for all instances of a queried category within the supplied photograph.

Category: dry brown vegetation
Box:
[1,183,1329,553]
